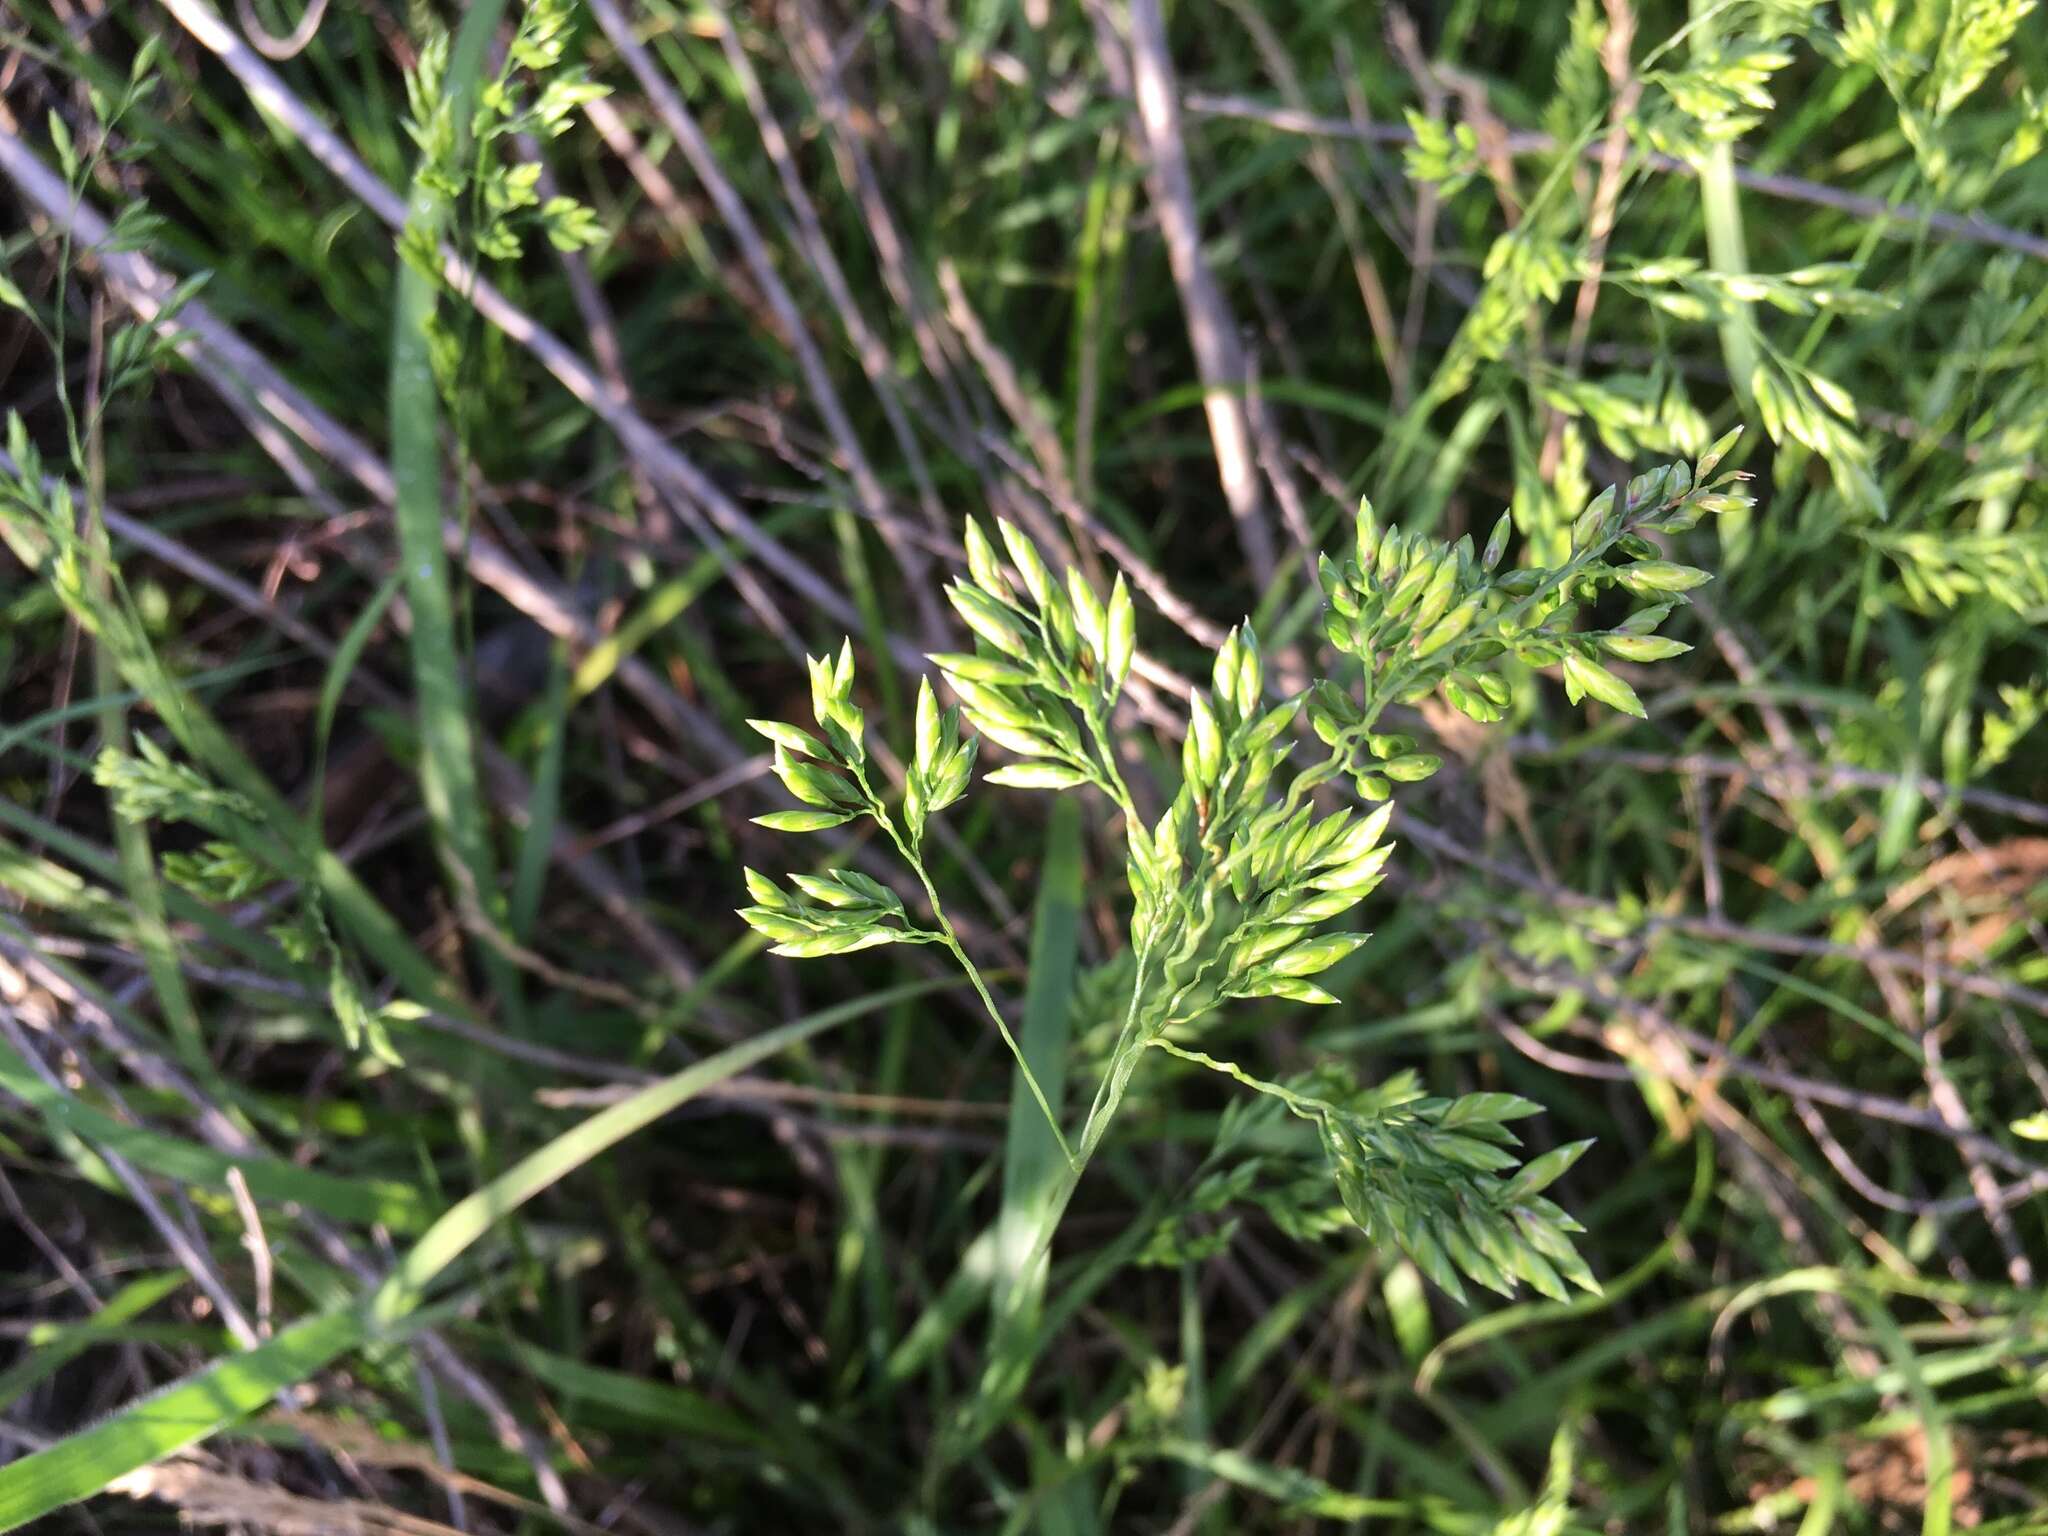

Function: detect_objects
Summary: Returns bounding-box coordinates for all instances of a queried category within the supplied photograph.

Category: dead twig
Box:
[1118,0,1279,592]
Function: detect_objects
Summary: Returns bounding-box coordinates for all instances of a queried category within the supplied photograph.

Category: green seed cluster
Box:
[1310,426,1752,803]
[738,867,934,960]
[930,519,1135,794]
[738,642,977,951]
[737,447,1750,1304]
[1121,629,1389,1025]
[744,641,871,835]
[1318,1080,1599,1304]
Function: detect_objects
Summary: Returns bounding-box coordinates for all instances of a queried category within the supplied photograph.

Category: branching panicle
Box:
[743,447,1749,1301]
[399,0,607,271]
[738,641,1066,1153]
[930,518,1136,802]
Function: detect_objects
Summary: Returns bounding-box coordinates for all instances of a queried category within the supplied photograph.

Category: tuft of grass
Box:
[0,0,2045,1530]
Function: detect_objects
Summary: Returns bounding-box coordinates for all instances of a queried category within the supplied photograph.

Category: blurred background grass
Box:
[1,0,2047,1530]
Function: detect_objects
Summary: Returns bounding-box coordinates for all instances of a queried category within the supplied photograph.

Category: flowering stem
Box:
[858,768,1075,1166]
[1147,1037,1322,1119]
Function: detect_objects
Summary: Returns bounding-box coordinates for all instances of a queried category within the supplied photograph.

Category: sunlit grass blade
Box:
[0,1308,364,1534]
[0,978,948,1531]
[0,1272,186,1416]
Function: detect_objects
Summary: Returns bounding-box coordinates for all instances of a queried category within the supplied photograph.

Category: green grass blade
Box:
[1690,0,1757,563]
[0,978,944,1530]
[83,518,207,1079]
[0,1272,187,1415]
[497,1340,769,1447]
[988,798,1083,1364]
[389,0,508,920]
[0,1308,366,1531]
[368,975,954,1324]
[509,640,570,941]
[308,565,401,831]
[0,1036,430,1231]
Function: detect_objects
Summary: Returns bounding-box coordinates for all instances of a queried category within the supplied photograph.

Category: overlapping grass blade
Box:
[0,979,947,1531]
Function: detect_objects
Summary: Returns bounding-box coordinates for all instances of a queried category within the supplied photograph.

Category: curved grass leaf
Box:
[0,977,947,1532]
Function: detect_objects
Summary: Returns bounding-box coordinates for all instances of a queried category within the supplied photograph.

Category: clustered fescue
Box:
[740,435,1752,1303]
